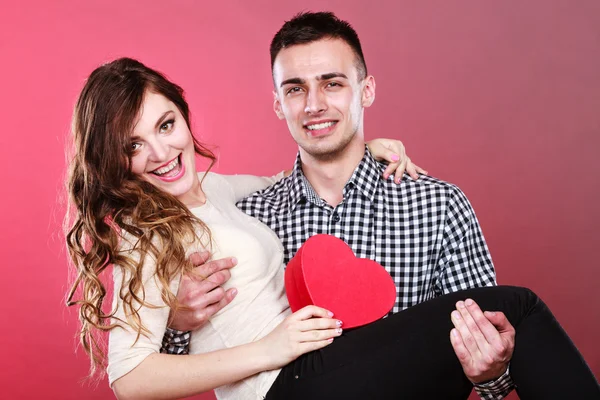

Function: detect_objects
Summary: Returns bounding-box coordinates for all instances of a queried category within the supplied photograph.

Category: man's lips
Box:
[304,120,338,137]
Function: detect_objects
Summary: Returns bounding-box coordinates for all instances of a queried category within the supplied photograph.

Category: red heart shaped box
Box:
[285,234,397,328]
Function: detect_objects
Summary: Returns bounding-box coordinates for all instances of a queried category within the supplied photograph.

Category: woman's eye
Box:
[131,142,141,152]
[159,119,175,133]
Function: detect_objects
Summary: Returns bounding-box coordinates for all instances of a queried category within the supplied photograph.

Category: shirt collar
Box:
[288,146,382,208]
[345,147,382,202]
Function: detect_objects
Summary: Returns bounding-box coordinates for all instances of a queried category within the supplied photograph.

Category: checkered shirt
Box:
[162,148,514,398]
[160,328,190,355]
[238,149,497,311]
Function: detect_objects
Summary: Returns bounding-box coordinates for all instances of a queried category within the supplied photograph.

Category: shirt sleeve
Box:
[473,365,515,399]
[160,328,191,355]
[107,236,181,386]
[437,188,515,397]
[219,172,285,202]
[436,186,497,294]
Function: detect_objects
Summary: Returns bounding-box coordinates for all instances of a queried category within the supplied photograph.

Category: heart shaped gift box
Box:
[285,234,397,328]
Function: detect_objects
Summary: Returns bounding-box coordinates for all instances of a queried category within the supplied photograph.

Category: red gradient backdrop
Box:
[1,1,598,399]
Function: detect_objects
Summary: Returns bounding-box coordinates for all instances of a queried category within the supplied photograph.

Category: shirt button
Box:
[332,213,341,223]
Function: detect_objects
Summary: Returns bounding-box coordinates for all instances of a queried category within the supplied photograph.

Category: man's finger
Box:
[484,311,514,333]
[189,269,232,294]
[188,251,211,266]
[451,309,481,356]
[191,257,238,279]
[464,299,502,344]
[450,328,471,364]
[201,287,238,318]
[456,300,490,351]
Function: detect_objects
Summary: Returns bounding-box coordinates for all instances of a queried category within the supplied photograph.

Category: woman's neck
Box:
[179,177,207,209]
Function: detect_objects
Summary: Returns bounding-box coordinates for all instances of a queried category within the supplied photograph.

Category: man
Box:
[164,12,514,399]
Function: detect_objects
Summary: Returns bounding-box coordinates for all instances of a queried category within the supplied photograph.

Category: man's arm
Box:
[160,252,238,354]
[437,186,496,293]
[450,299,516,400]
[437,186,515,399]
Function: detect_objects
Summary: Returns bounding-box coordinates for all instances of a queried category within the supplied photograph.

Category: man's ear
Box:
[273,91,285,120]
[361,75,376,108]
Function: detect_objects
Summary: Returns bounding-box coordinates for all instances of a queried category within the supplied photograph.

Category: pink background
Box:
[1,1,598,399]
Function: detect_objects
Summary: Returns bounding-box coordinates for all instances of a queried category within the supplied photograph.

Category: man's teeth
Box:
[306,121,335,130]
[153,157,179,175]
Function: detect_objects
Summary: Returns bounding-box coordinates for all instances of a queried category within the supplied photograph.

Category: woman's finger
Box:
[297,317,341,332]
[394,159,407,183]
[292,305,334,321]
[405,158,420,180]
[414,164,428,176]
[383,163,399,180]
[299,328,342,343]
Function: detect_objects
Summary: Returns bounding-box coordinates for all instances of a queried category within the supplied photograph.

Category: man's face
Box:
[272,38,375,160]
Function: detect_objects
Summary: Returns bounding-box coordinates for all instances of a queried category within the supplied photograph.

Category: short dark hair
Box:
[270,11,368,81]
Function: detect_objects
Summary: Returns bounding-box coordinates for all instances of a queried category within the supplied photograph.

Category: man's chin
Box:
[301,144,346,161]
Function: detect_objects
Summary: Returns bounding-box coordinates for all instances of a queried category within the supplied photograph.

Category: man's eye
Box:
[160,119,175,133]
[286,87,302,95]
[327,82,341,88]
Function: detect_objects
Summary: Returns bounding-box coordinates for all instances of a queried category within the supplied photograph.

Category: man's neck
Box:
[300,139,366,207]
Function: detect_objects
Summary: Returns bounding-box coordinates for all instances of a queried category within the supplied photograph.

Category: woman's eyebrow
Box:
[154,110,174,129]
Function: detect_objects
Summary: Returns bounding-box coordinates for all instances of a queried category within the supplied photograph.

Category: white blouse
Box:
[107,171,290,399]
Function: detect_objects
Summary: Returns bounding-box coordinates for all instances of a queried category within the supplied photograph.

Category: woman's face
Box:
[129,91,200,204]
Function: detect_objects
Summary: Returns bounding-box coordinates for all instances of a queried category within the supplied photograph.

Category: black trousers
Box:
[265,286,600,399]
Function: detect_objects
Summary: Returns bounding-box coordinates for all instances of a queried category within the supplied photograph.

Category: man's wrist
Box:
[473,364,515,399]
[160,328,191,354]
[165,327,189,336]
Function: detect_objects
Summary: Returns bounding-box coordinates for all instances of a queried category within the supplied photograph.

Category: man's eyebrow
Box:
[280,73,349,88]
[280,77,305,87]
[318,72,348,81]
[154,110,174,130]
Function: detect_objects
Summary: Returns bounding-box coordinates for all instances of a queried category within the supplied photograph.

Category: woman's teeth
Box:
[152,157,180,176]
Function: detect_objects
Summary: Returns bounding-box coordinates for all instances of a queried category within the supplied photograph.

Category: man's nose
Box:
[304,89,327,115]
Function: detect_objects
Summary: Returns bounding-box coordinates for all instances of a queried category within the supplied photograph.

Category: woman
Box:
[66,58,599,400]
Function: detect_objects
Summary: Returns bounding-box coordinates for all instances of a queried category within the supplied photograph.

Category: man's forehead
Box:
[273,38,358,83]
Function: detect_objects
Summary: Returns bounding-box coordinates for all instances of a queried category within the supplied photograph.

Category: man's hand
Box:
[168,251,238,331]
[449,298,515,383]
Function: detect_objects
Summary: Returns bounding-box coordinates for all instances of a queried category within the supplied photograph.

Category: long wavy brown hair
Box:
[65,58,215,376]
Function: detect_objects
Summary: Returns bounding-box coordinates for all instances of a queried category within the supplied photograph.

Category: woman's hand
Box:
[257,306,342,370]
[366,138,428,183]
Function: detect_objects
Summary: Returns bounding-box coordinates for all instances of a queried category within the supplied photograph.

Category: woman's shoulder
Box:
[197,171,235,199]
[198,171,229,187]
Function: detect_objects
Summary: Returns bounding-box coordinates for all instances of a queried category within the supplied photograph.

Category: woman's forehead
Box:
[132,92,177,134]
